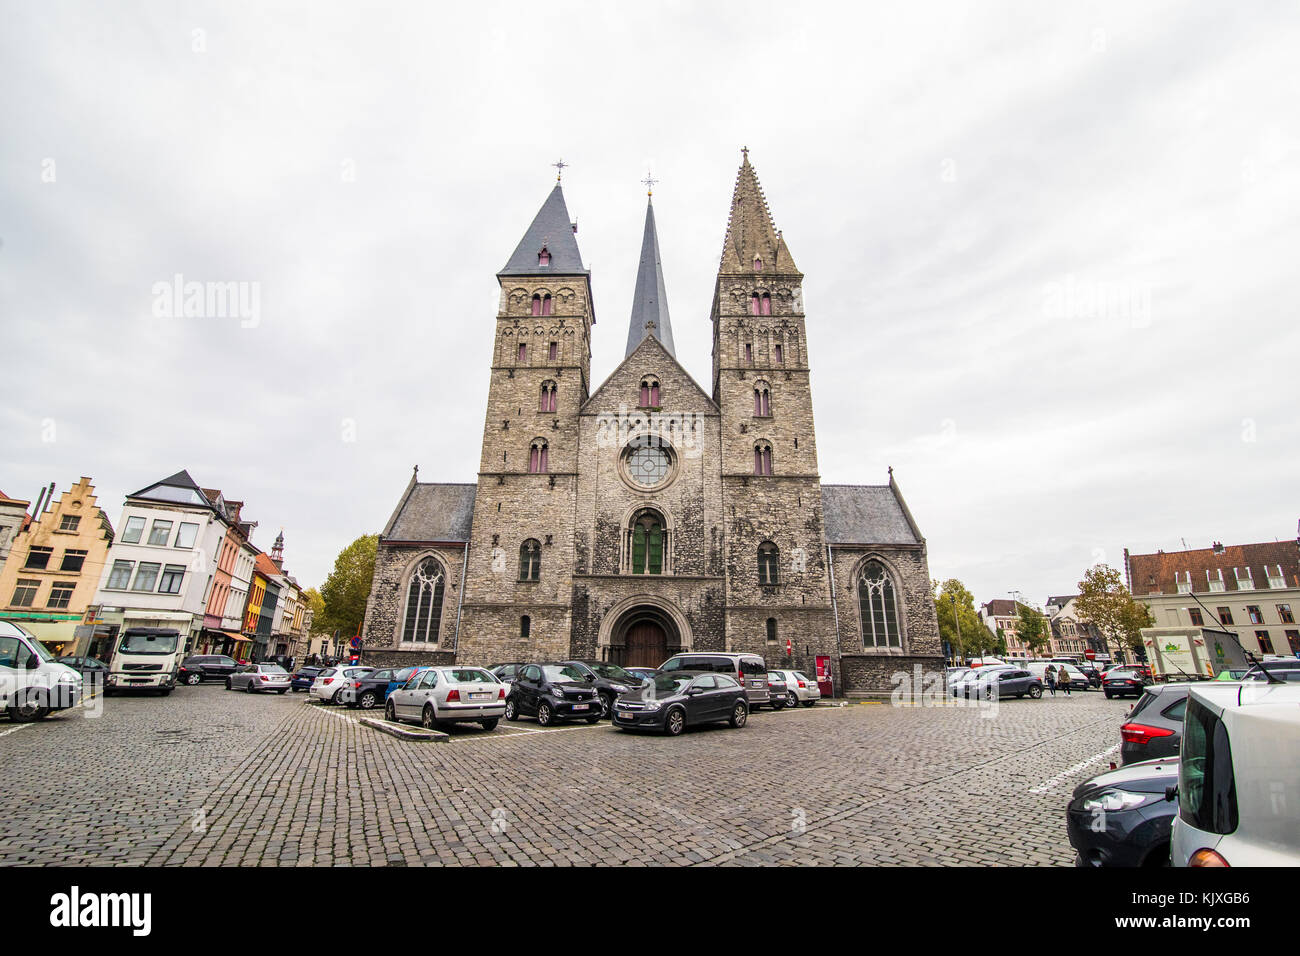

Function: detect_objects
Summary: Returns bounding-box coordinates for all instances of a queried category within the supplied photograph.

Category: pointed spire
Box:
[499,183,586,276]
[718,148,797,275]
[626,196,675,357]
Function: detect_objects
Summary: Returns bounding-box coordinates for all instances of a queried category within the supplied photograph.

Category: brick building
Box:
[359,154,943,695]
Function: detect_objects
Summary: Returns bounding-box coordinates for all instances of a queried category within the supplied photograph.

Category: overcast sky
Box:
[3,0,1298,608]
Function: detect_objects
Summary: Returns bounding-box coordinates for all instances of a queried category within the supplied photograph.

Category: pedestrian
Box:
[1058,665,1071,696]
[1044,665,1057,696]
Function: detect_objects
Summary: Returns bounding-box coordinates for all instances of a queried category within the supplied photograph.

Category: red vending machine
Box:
[815,655,834,699]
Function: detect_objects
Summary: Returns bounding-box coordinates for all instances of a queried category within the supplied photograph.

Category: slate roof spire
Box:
[625,196,675,357]
[719,148,798,275]
[499,182,586,276]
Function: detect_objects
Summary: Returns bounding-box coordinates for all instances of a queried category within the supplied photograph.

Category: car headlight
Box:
[642,700,662,712]
[610,684,628,693]
[1080,789,1158,813]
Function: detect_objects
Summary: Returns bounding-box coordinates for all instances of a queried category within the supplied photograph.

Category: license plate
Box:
[469,692,490,700]
[617,711,633,720]
[571,703,588,711]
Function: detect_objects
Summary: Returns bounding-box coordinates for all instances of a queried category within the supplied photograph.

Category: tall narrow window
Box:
[750,293,760,315]
[744,343,753,365]
[858,560,901,648]
[519,539,541,581]
[639,376,660,408]
[766,618,778,642]
[761,293,771,315]
[629,510,666,575]
[538,247,550,266]
[541,294,552,316]
[753,257,763,271]
[531,294,541,316]
[753,441,773,476]
[402,557,445,643]
[529,439,549,474]
[758,542,780,585]
[754,383,771,417]
[540,381,558,413]
[774,343,784,364]
[517,343,527,363]
[521,615,531,639]
[548,341,558,362]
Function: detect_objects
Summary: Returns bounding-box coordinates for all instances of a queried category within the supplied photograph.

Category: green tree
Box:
[1073,564,1154,660]
[302,587,326,634]
[1015,603,1051,655]
[933,578,993,660]
[318,534,378,640]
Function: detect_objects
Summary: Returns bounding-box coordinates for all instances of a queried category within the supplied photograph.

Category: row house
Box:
[1044,595,1106,659]
[1125,536,1300,658]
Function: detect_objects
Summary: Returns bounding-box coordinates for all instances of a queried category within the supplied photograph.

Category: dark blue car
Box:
[347,666,423,710]
[1066,757,1178,867]
[290,666,323,692]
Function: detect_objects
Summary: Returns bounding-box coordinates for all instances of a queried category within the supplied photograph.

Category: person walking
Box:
[1058,665,1072,696]
[1044,665,1057,696]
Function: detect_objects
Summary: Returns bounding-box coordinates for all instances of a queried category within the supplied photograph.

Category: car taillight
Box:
[1120,723,1174,745]
[798,680,806,688]
[259,675,268,682]
[737,670,744,684]
[353,681,362,688]
[324,678,333,684]
[498,687,506,698]
[1188,848,1230,867]
[447,689,460,702]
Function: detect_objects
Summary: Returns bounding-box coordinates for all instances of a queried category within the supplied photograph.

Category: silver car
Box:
[384,666,507,731]
[227,662,292,694]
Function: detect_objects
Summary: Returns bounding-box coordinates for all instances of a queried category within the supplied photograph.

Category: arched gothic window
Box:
[639,376,660,408]
[531,294,541,316]
[858,559,902,649]
[628,509,666,575]
[753,382,771,417]
[541,293,552,316]
[539,380,558,413]
[758,541,780,585]
[519,539,541,581]
[751,293,761,315]
[761,293,771,315]
[401,557,446,644]
[529,439,549,474]
[753,441,773,476]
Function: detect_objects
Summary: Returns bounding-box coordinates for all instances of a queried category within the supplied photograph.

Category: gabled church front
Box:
[360,153,943,696]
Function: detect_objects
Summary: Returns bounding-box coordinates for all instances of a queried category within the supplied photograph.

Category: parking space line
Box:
[1027,744,1120,794]
[0,722,36,739]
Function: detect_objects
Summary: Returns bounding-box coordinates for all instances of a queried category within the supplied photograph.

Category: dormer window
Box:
[538,247,550,267]
[753,257,762,271]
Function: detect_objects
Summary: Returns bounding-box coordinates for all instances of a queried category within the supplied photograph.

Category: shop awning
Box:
[220,632,252,643]
[19,620,81,646]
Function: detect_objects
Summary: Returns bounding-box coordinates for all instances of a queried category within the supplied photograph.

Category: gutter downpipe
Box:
[452,540,469,656]
[827,544,840,640]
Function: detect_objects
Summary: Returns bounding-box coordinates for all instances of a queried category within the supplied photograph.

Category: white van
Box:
[1171,682,1300,866]
[105,627,184,696]
[0,620,83,721]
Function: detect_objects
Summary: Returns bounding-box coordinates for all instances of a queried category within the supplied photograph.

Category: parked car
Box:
[624,667,658,683]
[57,656,109,679]
[949,664,1012,696]
[310,666,374,704]
[504,662,602,726]
[612,671,749,736]
[227,662,292,694]
[290,666,323,692]
[764,672,789,709]
[945,666,972,690]
[1171,683,1300,866]
[1241,659,1300,682]
[385,666,506,731]
[1120,684,1192,765]
[560,660,648,717]
[1103,667,1151,699]
[1076,662,1103,687]
[345,668,412,710]
[658,652,771,707]
[0,620,82,721]
[489,662,526,688]
[953,667,1042,700]
[178,654,241,686]
[1067,756,1179,867]
[767,668,821,707]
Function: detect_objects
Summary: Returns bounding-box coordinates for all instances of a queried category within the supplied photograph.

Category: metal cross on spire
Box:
[552,159,568,182]
[642,171,658,196]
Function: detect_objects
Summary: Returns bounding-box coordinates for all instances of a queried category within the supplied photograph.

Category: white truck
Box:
[1140,626,1249,681]
[104,627,184,696]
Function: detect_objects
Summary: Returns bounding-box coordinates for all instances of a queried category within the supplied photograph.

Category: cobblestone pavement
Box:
[0,684,1130,866]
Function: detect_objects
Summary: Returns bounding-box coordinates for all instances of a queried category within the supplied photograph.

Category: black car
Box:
[1120,684,1190,765]
[504,662,602,726]
[560,660,647,717]
[1067,756,1179,867]
[612,671,750,736]
[178,654,241,685]
[489,662,526,687]
[345,667,419,710]
[57,655,109,678]
[1102,667,1150,699]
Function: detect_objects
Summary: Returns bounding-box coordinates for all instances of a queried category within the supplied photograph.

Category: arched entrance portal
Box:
[606,602,686,668]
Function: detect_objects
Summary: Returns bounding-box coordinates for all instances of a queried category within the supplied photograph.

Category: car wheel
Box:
[729,700,749,728]
[358,691,377,710]
[665,707,686,736]
[245,681,255,693]
[504,697,519,721]
[802,700,817,708]
[772,699,786,710]
[276,688,287,695]
[421,705,436,730]
[10,690,49,722]
[1104,691,1113,699]
[332,689,347,706]
[1029,685,1043,699]
[185,672,202,686]
[480,718,498,731]
[598,692,612,719]
[225,679,232,690]
[787,691,798,708]
[160,688,172,697]
[537,701,554,727]
[384,700,397,723]
[1016,693,1025,699]
[586,714,601,724]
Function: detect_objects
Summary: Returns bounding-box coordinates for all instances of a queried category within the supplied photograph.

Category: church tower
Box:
[456,176,594,664]
[711,151,837,662]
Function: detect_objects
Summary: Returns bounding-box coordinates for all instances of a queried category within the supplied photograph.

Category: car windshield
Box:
[651,674,693,696]
[342,668,372,677]
[318,669,336,678]
[118,632,180,655]
[543,664,588,682]
[588,662,635,681]
[260,664,287,674]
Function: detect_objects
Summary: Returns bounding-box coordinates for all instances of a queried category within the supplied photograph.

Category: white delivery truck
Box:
[0,620,83,721]
[1140,626,1248,681]
[104,627,184,696]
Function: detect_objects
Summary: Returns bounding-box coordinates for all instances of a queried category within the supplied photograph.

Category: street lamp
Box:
[950,593,962,665]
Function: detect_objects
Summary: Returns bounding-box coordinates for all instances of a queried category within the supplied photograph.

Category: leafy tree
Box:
[933,578,992,660]
[302,587,326,634]
[1015,603,1051,654]
[318,534,378,640]
[1074,564,1154,660]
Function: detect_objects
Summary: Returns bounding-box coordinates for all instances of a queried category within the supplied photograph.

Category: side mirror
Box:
[26,654,40,670]
[1165,785,1178,803]
[686,687,703,696]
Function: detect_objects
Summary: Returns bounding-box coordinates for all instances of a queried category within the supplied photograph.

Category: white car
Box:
[1171,682,1300,866]
[0,620,82,721]
[384,666,506,731]
[769,669,821,707]
[310,666,373,705]
[1026,661,1091,691]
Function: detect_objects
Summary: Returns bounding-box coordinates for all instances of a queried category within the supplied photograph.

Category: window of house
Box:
[11,579,39,608]
[519,539,541,582]
[541,294,552,316]
[761,293,771,315]
[401,557,445,644]
[1207,569,1225,592]
[548,341,558,362]
[538,247,550,266]
[520,615,531,639]
[1277,604,1294,624]
[629,510,666,575]
[753,257,762,271]
[46,582,76,609]
[528,439,549,474]
[24,547,52,570]
[59,549,87,573]
[531,294,541,316]
[750,293,760,315]
[758,542,780,586]
[753,383,771,417]
[744,343,753,365]
[1216,607,1233,626]
[147,520,173,546]
[518,343,527,364]
[121,516,146,544]
[1286,630,1300,654]
[766,618,778,642]
[753,442,773,476]
[158,565,186,594]
[1188,607,1204,626]
[540,381,558,413]
[174,523,199,549]
[58,515,80,532]
[774,343,784,364]
[132,563,162,592]
[639,377,660,408]
[106,560,134,590]
[1255,631,1274,654]
[859,560,901,649]
[1246,605,1263,624]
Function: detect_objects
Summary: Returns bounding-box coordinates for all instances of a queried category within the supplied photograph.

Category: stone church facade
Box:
[360,154,943,696]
